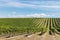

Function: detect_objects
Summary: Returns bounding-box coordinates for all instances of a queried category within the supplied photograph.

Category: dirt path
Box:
[0,33,60,40]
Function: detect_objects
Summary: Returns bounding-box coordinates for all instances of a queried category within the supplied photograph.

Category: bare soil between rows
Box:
[0,32,60,40]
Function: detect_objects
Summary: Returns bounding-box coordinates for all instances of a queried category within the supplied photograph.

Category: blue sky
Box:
[0,0,60,18]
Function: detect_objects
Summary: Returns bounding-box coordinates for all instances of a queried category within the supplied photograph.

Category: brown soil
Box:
[0,32,60,40]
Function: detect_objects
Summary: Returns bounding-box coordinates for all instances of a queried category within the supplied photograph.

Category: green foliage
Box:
[0,18,60,35]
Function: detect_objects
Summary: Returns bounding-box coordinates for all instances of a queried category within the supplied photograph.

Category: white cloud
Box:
[0,1,60,9]
[0,1,35,8]
[0,12,58,18]
[39,5,60,9]
[7,2,35,8]
[6,13,49,18]
[25,13,49,17]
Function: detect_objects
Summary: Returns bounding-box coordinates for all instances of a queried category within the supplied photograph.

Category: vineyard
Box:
[33,18,60,35]
[0,18,60,37]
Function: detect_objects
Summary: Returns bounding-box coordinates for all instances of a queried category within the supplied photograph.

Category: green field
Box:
[0,18,60,36]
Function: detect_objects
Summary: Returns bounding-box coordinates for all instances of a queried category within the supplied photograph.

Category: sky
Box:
[0,0,60,18]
